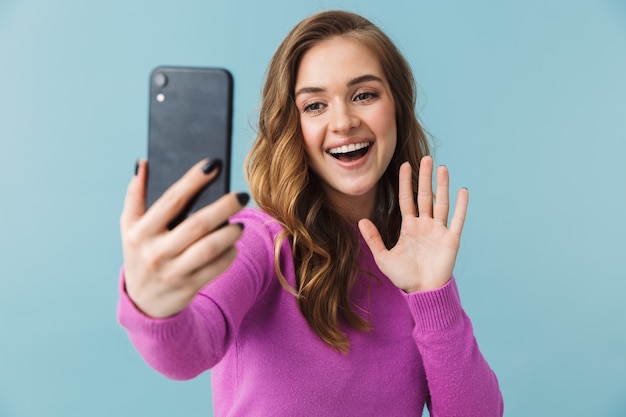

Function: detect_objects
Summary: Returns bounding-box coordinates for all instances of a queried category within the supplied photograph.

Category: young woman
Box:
[119,10,503,416]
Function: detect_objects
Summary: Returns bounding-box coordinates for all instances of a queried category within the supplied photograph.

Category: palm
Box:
[359,157,468,293]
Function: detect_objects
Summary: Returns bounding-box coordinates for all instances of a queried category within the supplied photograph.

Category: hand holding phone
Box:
[121,160,248,318]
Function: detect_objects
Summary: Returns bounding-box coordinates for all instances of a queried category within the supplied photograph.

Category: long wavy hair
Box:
[246,10,430,353]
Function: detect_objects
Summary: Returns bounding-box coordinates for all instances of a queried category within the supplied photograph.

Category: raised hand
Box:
[120,159,248,318]
[358,156,468,293]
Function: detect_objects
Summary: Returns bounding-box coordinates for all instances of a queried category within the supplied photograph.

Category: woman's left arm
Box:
[405,277,503,416]
[359,156,503,416]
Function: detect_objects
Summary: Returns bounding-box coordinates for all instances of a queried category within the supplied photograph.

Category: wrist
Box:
[403,276,451,294]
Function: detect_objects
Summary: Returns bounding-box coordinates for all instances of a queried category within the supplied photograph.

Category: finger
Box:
[187,246,239,292]
[449,187,469,236]
[398,162,417,217]
[417,155,433,218]
[174,223,244,285]
[433,165,450,226]
[166,192,249,255]
[140,159,221,236]
[120,159,147,232]
[358,219,388,259]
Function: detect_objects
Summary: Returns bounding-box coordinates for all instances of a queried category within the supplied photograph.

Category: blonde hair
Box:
[246,10,430,353]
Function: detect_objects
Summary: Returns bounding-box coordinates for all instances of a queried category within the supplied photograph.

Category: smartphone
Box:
[146,66,233,228]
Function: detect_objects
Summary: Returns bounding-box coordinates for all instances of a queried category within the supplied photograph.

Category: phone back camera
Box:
[153,72,168,88]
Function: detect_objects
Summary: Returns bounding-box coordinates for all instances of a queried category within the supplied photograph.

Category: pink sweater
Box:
[118,208,503,416]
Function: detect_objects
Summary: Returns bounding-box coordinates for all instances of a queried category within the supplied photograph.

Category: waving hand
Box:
[358,156,468,293]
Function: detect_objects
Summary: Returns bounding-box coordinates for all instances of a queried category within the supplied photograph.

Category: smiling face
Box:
[294,36,397,221]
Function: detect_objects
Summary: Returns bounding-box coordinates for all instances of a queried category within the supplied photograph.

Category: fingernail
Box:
[202,159,223,175]
[236,192,250,206]
[216,221,245,231]
[134,160,139,176]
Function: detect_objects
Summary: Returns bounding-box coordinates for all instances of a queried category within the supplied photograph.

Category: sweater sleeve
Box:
[404,278,504,417]
[117,209,275,380]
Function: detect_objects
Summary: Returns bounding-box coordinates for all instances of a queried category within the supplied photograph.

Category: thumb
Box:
[120,159,147,231]
[358,218,388,259]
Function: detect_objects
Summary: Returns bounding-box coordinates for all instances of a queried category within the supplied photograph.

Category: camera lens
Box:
[153,72,168,88]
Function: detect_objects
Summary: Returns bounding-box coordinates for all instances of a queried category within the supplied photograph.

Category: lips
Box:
[327,141,371,162]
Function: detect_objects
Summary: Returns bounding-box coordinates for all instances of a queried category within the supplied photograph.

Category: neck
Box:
[322,187,377,224]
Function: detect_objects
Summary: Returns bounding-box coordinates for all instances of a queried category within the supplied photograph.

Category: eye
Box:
[303,101,325,114]
[354,91,379,102]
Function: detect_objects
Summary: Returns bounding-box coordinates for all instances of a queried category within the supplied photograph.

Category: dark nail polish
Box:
[202,159,223,175]
[236,192,250,206]
[134,160,139,176]
[216,221,244,231]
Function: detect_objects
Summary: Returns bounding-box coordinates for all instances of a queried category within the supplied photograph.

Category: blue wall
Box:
[1,1,625,416]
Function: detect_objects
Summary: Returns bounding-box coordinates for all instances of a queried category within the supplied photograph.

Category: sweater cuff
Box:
[403,277,463,332]
[117,267,191,341]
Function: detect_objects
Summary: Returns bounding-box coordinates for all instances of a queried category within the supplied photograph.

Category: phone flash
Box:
[156,93,165,102]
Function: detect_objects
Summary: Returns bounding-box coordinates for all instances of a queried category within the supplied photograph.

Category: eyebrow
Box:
[294,74,385,98]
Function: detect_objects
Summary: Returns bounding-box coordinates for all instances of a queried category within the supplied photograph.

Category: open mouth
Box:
[327,142,371,162]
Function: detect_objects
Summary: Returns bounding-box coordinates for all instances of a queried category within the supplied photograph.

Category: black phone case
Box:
[146,66,233,228]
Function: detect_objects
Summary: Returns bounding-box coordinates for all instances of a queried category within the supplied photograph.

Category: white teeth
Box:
[328,142,370,155]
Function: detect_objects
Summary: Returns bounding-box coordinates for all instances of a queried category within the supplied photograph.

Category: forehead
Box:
[295,36,385,88]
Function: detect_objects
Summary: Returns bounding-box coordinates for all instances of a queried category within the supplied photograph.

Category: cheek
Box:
[377,111,397,144]
[387,112,398,146]
[382,115,398,160]
[300,121,321,154]
[369,102,396,135]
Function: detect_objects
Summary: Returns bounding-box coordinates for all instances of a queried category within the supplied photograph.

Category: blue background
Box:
[1,0,625,416]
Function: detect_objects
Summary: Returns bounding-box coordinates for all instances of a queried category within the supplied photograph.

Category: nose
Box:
[329,102,359,134]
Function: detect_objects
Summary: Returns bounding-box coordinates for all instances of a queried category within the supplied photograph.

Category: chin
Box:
[336,183,377,198]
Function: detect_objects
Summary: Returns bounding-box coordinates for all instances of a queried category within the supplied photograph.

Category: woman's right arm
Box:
[117,159,248,379]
